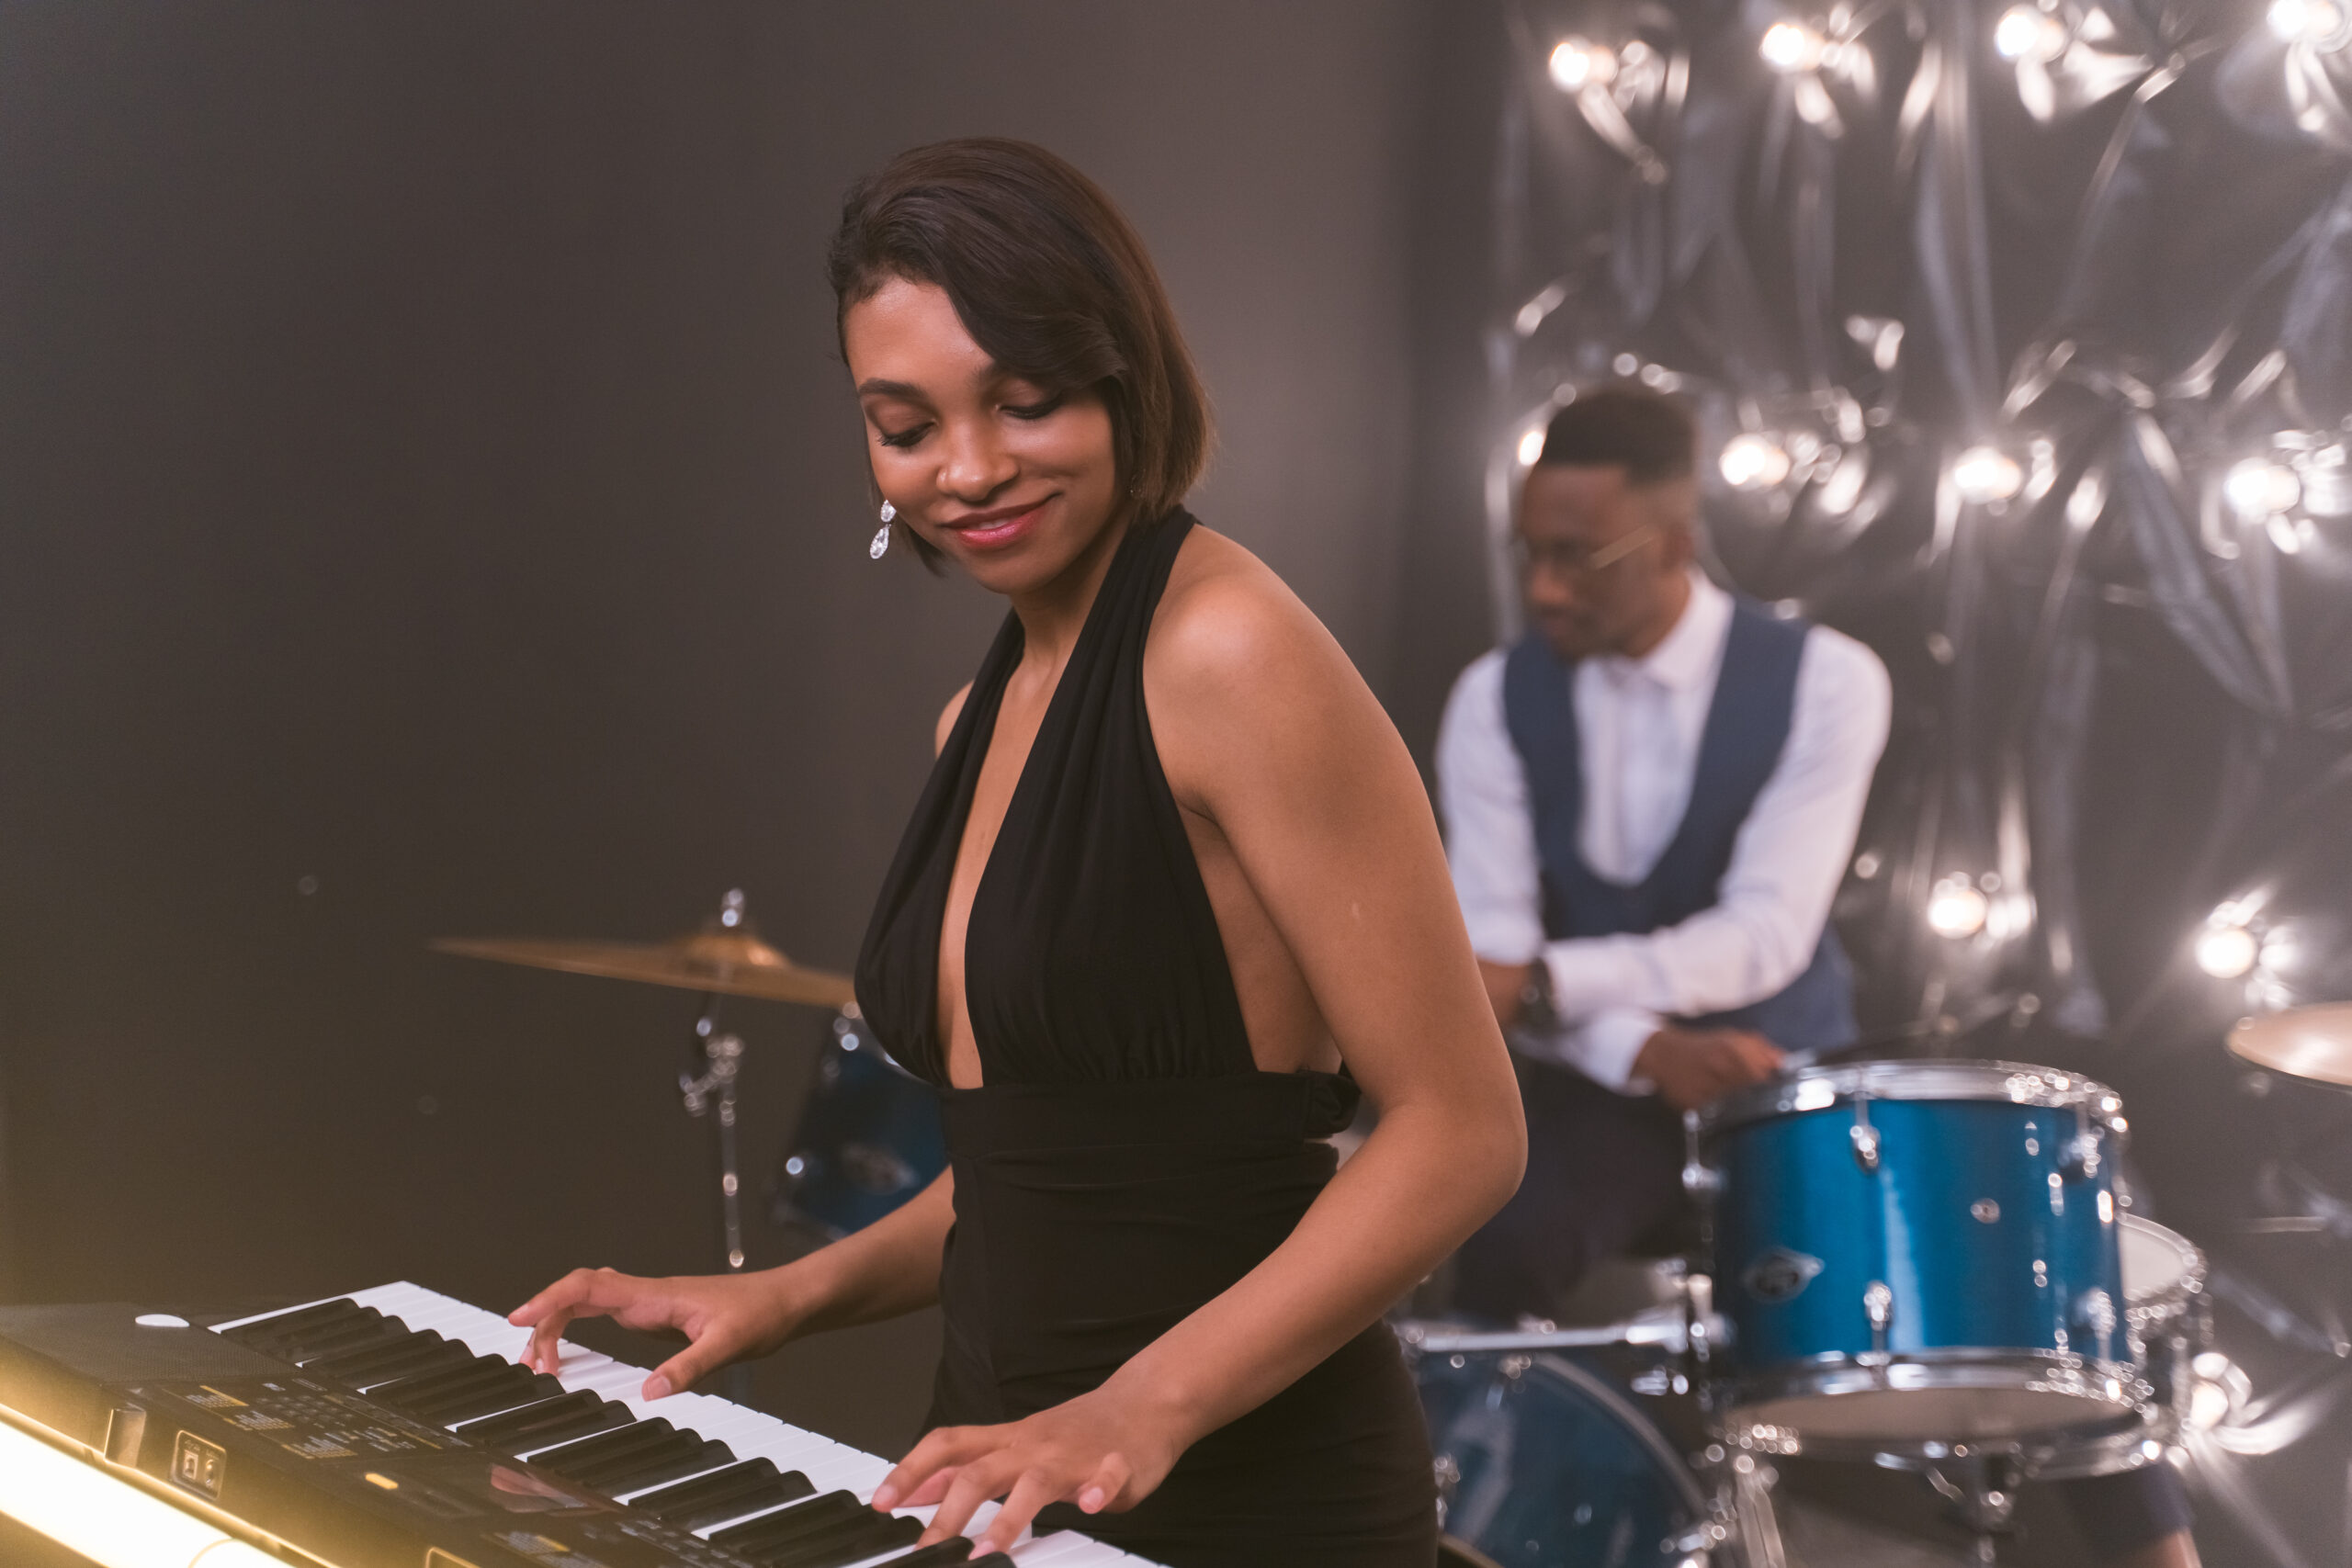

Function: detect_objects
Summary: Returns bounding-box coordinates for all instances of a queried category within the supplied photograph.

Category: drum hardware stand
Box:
[680,1007,749,1275]
[1920,1454,2019,1564]
[679,985,755,1406]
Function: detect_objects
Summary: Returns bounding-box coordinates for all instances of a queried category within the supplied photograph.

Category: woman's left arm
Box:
[878,560,1526,1549]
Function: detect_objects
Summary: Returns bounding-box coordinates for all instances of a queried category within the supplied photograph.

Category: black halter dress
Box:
[854,512,1437,1567]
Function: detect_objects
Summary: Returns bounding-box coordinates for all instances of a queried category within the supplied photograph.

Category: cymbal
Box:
[433,927,854,1009]
[2229,1004,2352,1088]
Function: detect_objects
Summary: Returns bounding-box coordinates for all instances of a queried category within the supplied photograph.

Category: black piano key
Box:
[408,1367,559,1425]
[527,1416,674,1475]
[634,1457,812,1529]
[368,1357,517,1413]
[870,1543,981,1568]
[767,1513,924,1568]
[710,1491,864,1552]
[284,1317,409,1364]
[571,1436,734,1495]
[249,1306,388,1358]
[460,1391,632,1453]
[312,1331,469,1386]
[220,1298,364,1348]
[676,1467,813,1529]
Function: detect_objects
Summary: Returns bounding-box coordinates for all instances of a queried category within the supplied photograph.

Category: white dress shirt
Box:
[1436,572,1891,1092]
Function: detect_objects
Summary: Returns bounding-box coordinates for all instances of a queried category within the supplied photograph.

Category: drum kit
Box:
[430,906,2352,1565]
[1396,1059,2218,1567]
[431,890,941,1263]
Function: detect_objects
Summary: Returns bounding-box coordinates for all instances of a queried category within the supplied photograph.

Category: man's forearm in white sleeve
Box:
[1542,630,1892,1022]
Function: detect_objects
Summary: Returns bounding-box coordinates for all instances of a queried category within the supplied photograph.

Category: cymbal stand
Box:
[680,998,757,1404]
[680,1003,749,1273]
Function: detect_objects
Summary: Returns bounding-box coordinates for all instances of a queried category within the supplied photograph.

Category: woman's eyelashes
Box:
[1004,393,1065,421]
[872,392,1059,449]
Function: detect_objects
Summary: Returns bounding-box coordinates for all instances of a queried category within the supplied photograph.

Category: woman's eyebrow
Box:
[855,377,929,399]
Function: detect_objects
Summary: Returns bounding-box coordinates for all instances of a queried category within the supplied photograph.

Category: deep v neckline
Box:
[925,525,1145,1088]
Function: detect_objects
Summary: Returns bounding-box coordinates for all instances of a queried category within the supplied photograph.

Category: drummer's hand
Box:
[509,1268,792,1400]
[1634,1026,1783,1111]
[869,1384,1182,1554]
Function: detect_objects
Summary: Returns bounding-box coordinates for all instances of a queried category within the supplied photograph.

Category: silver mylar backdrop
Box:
[1485,2,2352,1558]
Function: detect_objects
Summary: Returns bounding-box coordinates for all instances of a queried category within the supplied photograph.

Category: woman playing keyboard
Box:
[514,138,1524,1568]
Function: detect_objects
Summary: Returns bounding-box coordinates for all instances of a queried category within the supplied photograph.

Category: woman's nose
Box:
[937,420,1017,502]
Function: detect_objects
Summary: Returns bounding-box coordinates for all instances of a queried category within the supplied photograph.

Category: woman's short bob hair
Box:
[827,139,1211,551]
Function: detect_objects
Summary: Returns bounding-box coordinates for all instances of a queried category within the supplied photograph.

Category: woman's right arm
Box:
[511,1165,955,1398]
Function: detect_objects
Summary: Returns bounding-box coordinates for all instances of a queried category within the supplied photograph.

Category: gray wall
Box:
[0,0,1466,1451]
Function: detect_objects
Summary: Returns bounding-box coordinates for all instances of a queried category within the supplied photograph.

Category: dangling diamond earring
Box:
[870,500,896,560]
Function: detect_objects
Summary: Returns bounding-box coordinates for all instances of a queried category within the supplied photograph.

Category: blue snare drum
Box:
[1416,1348,1709,1568]
[772,1010,946,1238]
[1699,1060,2149,1459]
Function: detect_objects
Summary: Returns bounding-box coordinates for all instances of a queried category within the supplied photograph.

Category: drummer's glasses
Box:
[1510,523,1660,580]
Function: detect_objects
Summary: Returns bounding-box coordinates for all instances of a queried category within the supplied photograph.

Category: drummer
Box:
[1434,382,2199,1567]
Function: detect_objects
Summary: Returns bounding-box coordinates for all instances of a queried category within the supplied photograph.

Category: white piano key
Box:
[1012,1530,1136,1565]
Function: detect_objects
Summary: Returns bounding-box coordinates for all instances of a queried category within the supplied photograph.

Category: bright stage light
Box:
[0,1416,278,1568]
[1549,37,1617,92]
[2224,457,2302,522]
[1995,6,2070,62]
[1720,433,1793,491]
[1517,426,1547,467]
[1951,445,2026,504]
[2270,0,2350,46]
[1760,20,1826,73]
[2196,922,2260,980]
[1928,876,1990,940]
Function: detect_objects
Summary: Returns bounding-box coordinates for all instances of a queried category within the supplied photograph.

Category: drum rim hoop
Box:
[2118,1213,2208,1319]
[1741,1418,2177,1477]
[1700,1058,2124,1137]
[1724,1345,2153,1428]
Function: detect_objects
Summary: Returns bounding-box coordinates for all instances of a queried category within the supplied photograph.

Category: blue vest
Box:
[1500,598,1859,1055]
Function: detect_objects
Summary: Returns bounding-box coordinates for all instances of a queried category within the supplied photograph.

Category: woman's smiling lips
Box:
[941,496,1051,550]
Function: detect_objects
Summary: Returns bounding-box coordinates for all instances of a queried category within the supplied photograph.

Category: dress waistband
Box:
[936,1069,1359,1155]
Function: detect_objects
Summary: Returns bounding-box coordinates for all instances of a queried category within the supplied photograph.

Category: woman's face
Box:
[844,276,1121,597]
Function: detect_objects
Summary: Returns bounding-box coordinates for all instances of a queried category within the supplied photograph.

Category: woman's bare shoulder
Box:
[1148,525,1347,690]
[1145,525,1385,796]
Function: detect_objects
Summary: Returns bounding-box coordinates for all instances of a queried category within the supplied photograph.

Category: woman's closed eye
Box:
[876,422,932,449]
[1003,393,1066,422]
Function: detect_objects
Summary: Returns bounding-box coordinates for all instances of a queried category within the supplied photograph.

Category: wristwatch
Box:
[1516,960,1559,1034]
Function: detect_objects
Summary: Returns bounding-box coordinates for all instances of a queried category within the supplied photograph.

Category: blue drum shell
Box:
[1416,1349,1704,1568]
[1711,1098,2127,1372]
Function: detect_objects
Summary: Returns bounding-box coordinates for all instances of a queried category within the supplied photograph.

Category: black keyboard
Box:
[0,1280,1161,1568]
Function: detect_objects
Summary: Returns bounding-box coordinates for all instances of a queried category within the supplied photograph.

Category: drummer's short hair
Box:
[828,139,1212,563]
[1537,385,1696,488]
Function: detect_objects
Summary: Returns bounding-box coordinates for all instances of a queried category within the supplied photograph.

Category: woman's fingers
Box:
[974,1466,1063,1554]
[917,1455,1017,1546]
[508,1267,641,1375]
[644,1321,743,1400]
[872,1427,987,1512]
[1075,1451,1133,1515]
[898,1464,962,1509]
